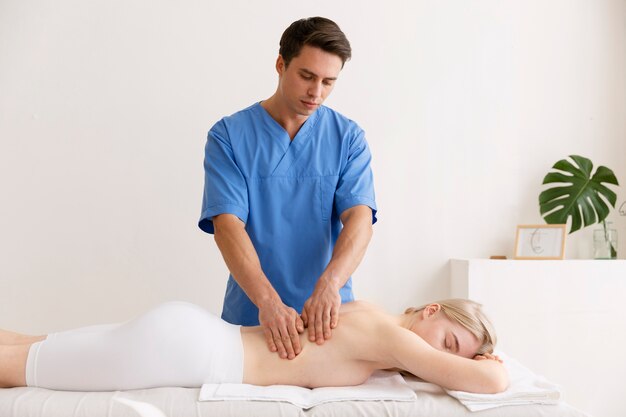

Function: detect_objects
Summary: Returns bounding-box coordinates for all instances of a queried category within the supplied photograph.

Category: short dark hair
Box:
[279,17,352,68]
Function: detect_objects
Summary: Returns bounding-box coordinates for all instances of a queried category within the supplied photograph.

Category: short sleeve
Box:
[198,121,249,234]
[334,129,378,224]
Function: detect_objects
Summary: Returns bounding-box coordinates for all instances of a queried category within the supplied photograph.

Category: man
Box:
[199,17,377,360]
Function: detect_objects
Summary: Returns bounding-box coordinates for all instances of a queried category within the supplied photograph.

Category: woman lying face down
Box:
[0,299,508,394]
[403,299,497,358]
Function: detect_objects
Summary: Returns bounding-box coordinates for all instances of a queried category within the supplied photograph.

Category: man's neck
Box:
[261,96,308,140]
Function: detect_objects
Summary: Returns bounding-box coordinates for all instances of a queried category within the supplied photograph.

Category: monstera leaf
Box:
[539,155,619,234]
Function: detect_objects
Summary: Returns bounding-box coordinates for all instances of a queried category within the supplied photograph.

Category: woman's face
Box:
[411,305,481,359]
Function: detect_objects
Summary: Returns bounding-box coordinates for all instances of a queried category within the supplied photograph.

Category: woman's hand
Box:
[473,352,503,363]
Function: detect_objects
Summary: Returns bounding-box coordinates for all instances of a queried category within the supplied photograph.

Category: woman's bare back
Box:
[241,301,397,388]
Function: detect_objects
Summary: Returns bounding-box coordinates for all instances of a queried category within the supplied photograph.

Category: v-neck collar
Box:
[255,102,320,146]
[254,102,322,176]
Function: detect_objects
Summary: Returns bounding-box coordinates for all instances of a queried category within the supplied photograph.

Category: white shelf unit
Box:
[450,259,626,417]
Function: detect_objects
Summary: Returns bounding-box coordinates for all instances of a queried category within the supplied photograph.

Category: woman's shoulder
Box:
[334,301,413,366]
[339,301,424,343]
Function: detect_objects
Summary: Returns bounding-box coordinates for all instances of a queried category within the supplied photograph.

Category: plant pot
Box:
[593,222,618,259]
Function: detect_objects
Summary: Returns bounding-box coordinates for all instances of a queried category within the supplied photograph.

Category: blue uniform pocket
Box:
[320,176,338,221]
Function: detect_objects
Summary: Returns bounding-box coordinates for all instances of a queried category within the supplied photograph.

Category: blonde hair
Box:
[405,299,497,355]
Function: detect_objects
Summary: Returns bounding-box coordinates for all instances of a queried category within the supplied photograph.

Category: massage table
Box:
[0,375,590,417]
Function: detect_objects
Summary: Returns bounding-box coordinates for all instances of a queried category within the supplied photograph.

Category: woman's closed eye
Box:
[444,333,459,353]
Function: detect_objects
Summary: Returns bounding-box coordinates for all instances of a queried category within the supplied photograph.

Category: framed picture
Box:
[514,224,566,260]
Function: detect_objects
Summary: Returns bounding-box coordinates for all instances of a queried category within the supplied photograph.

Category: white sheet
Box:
[0,384,590,417]
[446,352,562,411]
[199,370,416,409]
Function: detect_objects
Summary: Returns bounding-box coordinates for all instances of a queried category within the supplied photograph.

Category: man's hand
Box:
[300,205,372,345]
[258,299,304,360]
[301,279,341,344]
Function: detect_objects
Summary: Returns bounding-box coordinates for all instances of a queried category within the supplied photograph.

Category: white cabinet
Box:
[450,259,626,417]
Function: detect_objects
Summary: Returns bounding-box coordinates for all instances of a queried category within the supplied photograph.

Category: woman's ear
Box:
[422,303,441,319]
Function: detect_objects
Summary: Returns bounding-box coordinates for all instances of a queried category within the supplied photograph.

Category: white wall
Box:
[451,259,626,417]
[1,0,625,339]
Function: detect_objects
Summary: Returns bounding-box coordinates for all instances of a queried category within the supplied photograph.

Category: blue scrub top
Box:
[199,103,377,325]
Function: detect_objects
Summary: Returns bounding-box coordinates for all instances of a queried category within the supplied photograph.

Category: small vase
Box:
[593,222,618,259]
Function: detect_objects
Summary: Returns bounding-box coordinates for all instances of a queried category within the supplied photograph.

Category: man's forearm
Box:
[212,214,279,307]
[318,205,373,289]
[213,214,304,358]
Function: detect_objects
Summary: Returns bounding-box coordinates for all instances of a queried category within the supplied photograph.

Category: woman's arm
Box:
[384,325,509,394]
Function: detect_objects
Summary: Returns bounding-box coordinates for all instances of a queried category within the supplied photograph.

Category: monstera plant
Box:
[539,154,620,238]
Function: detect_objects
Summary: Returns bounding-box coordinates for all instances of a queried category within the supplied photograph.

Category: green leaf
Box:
[539,155,620,234]
[542,172,575,185]
[592,166,619,185]
[569,155,593,177]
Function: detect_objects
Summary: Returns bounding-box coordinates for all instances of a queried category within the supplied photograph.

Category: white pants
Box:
[25,301,243,391]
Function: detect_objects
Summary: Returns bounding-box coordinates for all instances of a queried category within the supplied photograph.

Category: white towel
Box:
[446,352,563,411]
[199,370,416,409]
